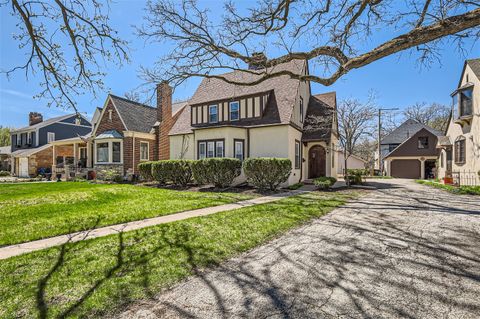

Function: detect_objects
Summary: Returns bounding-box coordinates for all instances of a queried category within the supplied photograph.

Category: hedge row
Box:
[138,158,292,190]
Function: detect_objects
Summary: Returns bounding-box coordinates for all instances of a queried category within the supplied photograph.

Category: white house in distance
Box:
[437,58,480,185]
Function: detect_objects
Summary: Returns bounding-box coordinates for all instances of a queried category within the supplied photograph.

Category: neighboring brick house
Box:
[89,84,186,176]
[168,59,339,186]
[437,58,480,185]
[10,113,92,177]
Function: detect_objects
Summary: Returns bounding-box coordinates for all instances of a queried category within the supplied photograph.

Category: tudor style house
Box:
[437,58,480,185]
[10,112,92,177]
[51,84,187,178]
[168,59,338,185]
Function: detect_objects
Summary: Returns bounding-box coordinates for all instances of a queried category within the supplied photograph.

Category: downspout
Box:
[132,133,136,176]
[246,128,250,158]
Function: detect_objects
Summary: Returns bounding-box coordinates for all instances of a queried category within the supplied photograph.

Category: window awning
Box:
[95,130,123,140]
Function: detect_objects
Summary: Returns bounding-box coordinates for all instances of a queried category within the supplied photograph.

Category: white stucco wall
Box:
[438,63,480,184]
[336,152,366,175]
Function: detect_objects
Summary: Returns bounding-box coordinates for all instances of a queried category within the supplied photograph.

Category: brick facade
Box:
[96,100,126,134]
[157,82,176,160]
[28,147,53,175]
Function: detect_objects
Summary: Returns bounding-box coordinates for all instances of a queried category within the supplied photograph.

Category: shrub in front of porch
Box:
[138,161,154,181]
[314,176,337,190]
[243,158,292,191]
[152,160,194,187]
[192,158,242,188]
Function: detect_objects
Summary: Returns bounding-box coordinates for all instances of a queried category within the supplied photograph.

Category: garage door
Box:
[391,159,420,179]
[19,157,29,178]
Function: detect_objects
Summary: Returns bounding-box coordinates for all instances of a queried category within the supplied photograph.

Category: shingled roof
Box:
[109,95,157,133]
[467,58,480,79]
[169,60,306,135]
[302,92,336,142]
[381,119,443,145]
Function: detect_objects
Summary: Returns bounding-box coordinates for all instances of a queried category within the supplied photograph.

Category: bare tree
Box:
[403,102,450,131]
[3,0,129,112]
[355,138,377,169]
[305,97,375,185]
[139,0,480,87]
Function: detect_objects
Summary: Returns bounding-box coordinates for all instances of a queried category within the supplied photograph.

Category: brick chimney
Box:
[156,81,173,160]
[29,112,43,126]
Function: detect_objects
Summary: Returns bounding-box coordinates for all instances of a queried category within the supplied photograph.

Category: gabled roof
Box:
[189,60,305,124]
[108,95,157,133]
[96,130,123,139]
[381,119,442,145]
[466,58,480,79]
[302,92,336,142]
[12,113,90,133]
[384,127,440,158]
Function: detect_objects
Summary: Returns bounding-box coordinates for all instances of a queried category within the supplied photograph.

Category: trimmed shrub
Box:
[314,176,337,190]
[138,162,154,181]
[192,158,242,188]
[151,160,193,187]
[0,171,11,177]
[243,158,292,191]
[346,168,367,185]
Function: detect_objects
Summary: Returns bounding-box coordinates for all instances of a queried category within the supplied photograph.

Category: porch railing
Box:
[452,171,479,186]
[52,165,93,180]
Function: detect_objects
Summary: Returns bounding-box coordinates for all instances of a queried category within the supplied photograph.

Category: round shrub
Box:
[243,158,292,191]
[313,176,337,190]
[192,158,242,188]
[138,162,154,181]
[151,160,193,187]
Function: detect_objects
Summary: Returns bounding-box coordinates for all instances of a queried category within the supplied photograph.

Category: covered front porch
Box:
[50,135,94,180]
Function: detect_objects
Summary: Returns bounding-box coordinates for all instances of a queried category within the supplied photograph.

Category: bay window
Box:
[95,140,123,164]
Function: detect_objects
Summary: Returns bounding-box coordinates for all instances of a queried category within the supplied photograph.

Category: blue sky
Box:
[1,1,479,128]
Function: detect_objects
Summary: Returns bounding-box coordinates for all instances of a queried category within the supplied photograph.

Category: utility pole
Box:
[377,108,399,173]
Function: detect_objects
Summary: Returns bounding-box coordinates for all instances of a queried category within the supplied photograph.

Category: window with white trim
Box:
[230,101,239,121]
[96,142,109,163]
[234,140,244,161]
[47,132,55,143]
[209,105,218,123]
[27,132,32,145]
[95,140,123,164]
[140,142,149,161]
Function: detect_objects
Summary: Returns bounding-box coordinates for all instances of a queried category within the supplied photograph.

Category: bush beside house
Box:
[243,158,292,191]
[192,158,241,188]
[314,177,337,190]
[138,162,154,181]
[151,160,194,187]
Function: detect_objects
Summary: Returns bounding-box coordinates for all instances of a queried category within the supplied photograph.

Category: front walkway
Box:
[119,179,480,319]
[0,187,313,260]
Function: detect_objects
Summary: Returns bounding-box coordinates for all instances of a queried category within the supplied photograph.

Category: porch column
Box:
[73,143,77,168]
[52,145,56,175]
[86,141,92,168]
[420,159,425,179]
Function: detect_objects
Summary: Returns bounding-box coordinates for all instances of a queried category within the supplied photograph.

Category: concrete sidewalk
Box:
[0,188,311,260]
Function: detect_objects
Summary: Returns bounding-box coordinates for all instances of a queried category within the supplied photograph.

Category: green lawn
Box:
[0,182,253,246]
[0,191,357,318]
[416,180,480,195]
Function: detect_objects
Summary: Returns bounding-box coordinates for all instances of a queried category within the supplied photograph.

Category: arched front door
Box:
[308,145,326,178]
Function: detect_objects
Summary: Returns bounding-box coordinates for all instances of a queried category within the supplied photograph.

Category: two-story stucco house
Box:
[168,59,338,186]
[437,58,480,185]
[10,112,92,177]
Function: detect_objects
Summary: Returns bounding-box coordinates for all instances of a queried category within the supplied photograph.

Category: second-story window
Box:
[47,132,55,143]
[230,101,239,121]
[299,97,304,123]
[27,132,32,145]
[418,137,429,149]
[209,105,218,123]
[460,88,473,117]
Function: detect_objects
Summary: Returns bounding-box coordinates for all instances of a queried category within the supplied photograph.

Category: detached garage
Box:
[390,159,420,179]
[384,128,441,179]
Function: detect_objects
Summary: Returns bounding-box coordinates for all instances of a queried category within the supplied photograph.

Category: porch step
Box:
[303,179,314,185]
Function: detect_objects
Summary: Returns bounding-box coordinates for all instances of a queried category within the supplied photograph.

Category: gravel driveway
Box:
[119,179,480,319]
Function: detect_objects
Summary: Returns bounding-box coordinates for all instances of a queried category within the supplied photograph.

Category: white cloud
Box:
[0,88,34,100]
